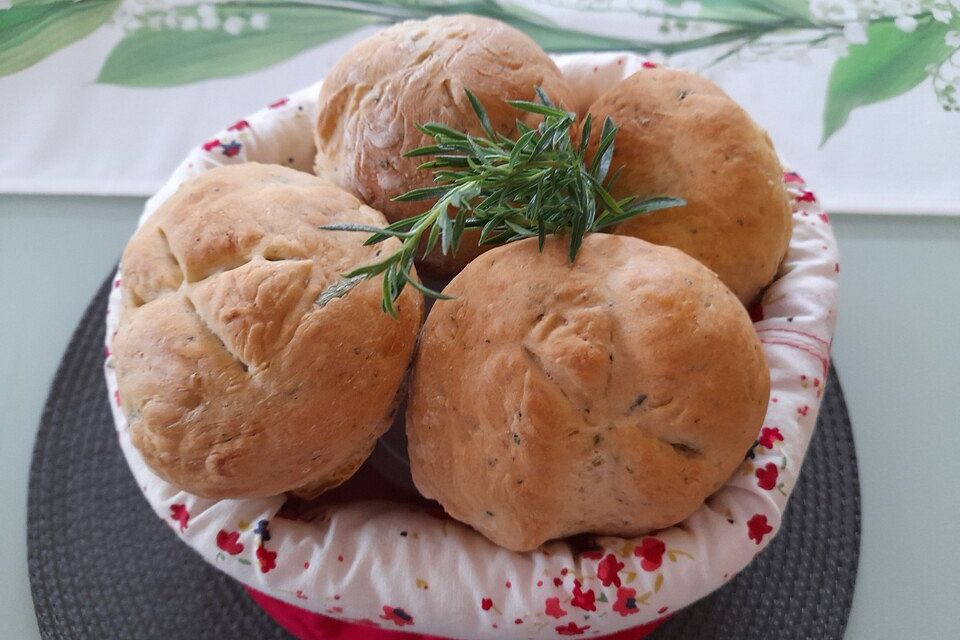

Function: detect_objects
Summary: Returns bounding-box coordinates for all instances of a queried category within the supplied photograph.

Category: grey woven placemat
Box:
[28,275,860,640]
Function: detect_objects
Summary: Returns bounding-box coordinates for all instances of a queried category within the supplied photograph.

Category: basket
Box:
[103,52,839,640]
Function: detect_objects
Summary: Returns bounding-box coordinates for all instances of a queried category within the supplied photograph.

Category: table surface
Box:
[3,195,959,640]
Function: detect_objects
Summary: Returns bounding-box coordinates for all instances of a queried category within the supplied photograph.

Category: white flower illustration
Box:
[249,13,270,31]
[894,15,918,31]
[223,15,244,36]
[843,22,869,44]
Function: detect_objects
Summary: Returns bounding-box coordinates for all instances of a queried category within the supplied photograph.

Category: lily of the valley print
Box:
[2,0,959,142]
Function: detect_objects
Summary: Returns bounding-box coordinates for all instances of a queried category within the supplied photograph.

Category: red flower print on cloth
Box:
[380,606,414,627]
[169,504,189,532]
[570,581,596,611]
[256,545,277,573]
[756,463,779,490]
[612,587,640,616]
[747,514,774,545]
[783,171,804,184]
[556,621,590,635]
[481,598,493,611]
[221,141,242,157]
[819,212,830,224]
[798,405,810,417]
[642,61,658,69]
[597,553,624,587]
[758,427,784,449]
[545,597,567,618]
[268,97,289,109]
[227,119,249,131]
[796,190,817,203]
[634,537,666,572]
[202,138,220,151]
[216,530,244,555]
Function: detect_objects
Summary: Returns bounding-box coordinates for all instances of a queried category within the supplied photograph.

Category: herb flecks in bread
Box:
[113,163,423,499]
[588,68,793,305]
[406,234,770,552]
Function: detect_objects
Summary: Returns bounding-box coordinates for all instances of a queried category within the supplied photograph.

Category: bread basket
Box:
[103,52,839,639]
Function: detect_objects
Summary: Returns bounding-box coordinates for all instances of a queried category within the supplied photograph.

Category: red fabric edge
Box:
[246,587,668,640]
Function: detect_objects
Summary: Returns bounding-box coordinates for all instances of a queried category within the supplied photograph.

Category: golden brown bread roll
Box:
[113,163,422,499]
[314,14,575,279]
[587,68,793,305]
[406,233,769,551]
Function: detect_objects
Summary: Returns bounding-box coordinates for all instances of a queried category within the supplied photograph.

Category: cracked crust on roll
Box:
[113,163,423,499]
[406,233,769,552]
[313,14,575,279]
[587,68,793,305]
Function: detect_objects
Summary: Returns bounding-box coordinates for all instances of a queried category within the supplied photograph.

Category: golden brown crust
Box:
[587,68,793,305]
[314,14,575,279]
[114,163,423,499]
[406,233,769,551]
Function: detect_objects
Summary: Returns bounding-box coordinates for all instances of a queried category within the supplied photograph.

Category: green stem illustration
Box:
[1,0,957,142]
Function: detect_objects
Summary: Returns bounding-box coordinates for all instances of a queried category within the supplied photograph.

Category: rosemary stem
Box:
[325,88,684,314]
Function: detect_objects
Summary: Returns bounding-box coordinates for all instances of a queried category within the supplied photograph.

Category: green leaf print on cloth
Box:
[822,15,960,144]
[0,0,120,77]
[1,0,959,142]
[97,2,386,86]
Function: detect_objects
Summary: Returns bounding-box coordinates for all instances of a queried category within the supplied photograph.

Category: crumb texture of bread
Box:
[587,68,793,305]
[114,163,422,499]
[314,14,575,279]
[407,234,769,551]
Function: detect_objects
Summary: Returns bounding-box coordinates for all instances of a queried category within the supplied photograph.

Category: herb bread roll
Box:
[113,163,423,499]
[588,68,793,305]
[406,233,768,551]
[314,14,575,279]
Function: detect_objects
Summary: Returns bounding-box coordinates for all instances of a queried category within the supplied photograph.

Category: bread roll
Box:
[314,14,575,279]
[406,233,768,551]
[113,163,423,499]
[587,68,792,305]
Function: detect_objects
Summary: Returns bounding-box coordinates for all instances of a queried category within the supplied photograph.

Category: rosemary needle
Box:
[321,87,684,316]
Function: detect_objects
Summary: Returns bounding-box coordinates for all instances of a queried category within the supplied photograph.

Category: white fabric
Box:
[103,54,840,638]
[2,12,958,216]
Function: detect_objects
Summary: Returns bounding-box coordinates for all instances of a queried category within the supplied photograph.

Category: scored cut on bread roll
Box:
[314,14,575,280]
[113,163,423,499]
[406,233,769,552]
[587,68,793,305]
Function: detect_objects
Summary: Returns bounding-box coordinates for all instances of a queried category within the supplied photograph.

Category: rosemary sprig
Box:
[321,88,684,316]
